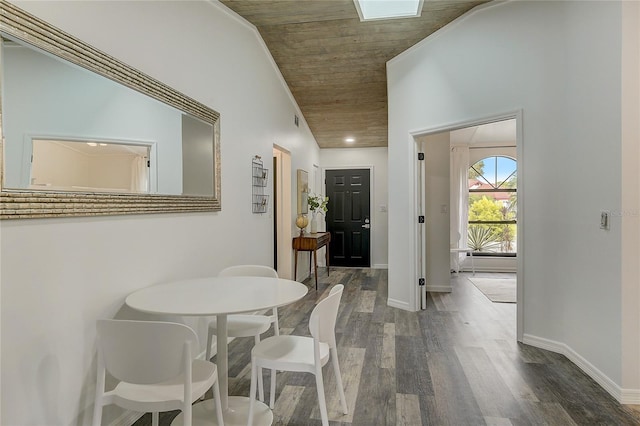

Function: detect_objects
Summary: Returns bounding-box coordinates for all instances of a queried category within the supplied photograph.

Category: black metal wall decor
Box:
[252,156,269,213]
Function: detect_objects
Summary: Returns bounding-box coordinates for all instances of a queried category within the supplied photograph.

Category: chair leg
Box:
[270,369,277,408]
[248,360,258,426]
[93,357,105,426]
[331,347,348,414]
[206,328,214,362]
[202,328,215,401]
[91,402,103,426]
[255,335,264,402]
[183,402,192,426]
[270,367,276,409]
[213,378,224,426]
[152,412,159,426]
[314,367,329,426]
[272,308,280,336]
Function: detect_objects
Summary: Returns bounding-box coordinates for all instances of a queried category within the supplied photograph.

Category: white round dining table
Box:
[125,275,309,426]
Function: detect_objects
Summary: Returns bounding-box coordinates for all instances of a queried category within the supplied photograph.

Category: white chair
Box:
[450,232,475,275]
[93,319,224,426]
[205,265,279,402]
[247,284,348,426]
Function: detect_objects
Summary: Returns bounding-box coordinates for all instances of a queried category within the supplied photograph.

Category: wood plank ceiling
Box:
[219,0,488,148]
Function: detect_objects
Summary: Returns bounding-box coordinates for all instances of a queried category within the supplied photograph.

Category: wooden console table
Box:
[293,232,331,290]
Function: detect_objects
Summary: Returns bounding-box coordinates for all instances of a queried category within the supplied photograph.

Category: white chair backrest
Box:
[309,284,344,346]
[96,319,198,385]
[329,284,343,297]
[218,265,278,278]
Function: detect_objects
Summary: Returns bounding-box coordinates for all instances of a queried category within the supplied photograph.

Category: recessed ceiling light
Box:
[354,0,424,22]
[345,137,356,143]
[87,142,97,147]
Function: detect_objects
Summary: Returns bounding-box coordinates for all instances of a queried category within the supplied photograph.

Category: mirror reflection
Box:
[1,36,215,196]
[31,139,151,193]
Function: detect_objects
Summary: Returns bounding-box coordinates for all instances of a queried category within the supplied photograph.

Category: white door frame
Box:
[273,145,293,279]
[410,109,524,341]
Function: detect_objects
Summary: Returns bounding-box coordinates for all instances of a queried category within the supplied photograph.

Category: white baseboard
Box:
[372,264,388,269]
[460,266,517,273]
[621,388,640,405]
[387,297,412,310]
[426,284,452,292]
[522,334,640,404]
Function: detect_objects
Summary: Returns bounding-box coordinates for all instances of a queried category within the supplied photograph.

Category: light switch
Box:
[380,204,387,212]
[600,211,610,230]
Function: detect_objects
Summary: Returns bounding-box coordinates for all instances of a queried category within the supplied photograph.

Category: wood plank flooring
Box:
[133,269,640,425]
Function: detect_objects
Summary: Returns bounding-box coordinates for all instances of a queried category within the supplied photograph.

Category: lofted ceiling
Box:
[219,0,489,148]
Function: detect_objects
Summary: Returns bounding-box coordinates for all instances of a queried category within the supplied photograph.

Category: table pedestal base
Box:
[171,397,273,426]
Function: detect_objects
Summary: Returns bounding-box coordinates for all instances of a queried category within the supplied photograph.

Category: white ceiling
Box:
[450,119,516,147]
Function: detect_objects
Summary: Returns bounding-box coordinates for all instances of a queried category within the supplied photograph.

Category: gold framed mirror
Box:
[0,1,221,218]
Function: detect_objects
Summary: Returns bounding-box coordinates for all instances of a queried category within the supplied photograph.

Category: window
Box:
[353,0,423,21]
[468,156,517,255]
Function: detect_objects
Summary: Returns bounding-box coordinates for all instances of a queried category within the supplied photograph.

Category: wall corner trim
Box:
[387,298,414,311]
[209,0,314,143]
[522,334,635,404]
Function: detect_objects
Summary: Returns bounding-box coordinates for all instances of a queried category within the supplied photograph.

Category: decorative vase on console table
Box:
[307,194,328,234]
[295,214,309,236]
[310,212,318,233]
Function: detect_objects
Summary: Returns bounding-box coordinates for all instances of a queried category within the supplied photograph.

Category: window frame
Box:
[468,155,517,256]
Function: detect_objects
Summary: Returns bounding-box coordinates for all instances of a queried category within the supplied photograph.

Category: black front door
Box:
[325,169,370,267]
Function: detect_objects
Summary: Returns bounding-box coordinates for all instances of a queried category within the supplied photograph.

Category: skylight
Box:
[354,0,424,21]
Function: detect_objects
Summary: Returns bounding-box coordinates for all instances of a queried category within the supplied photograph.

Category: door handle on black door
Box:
[362,224,370,229]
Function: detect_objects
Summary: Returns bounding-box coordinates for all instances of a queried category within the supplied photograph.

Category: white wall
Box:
[0,1,319,425]
[320,147,388,268]
[387,0,640,401]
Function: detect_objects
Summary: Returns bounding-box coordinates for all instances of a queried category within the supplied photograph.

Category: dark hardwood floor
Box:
[134,269,640,425]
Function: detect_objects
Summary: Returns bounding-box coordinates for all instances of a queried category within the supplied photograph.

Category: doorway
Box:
[414,112,523,340]
[325,168,371,267]
[450,119,518,274]
[273,146,293,279]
